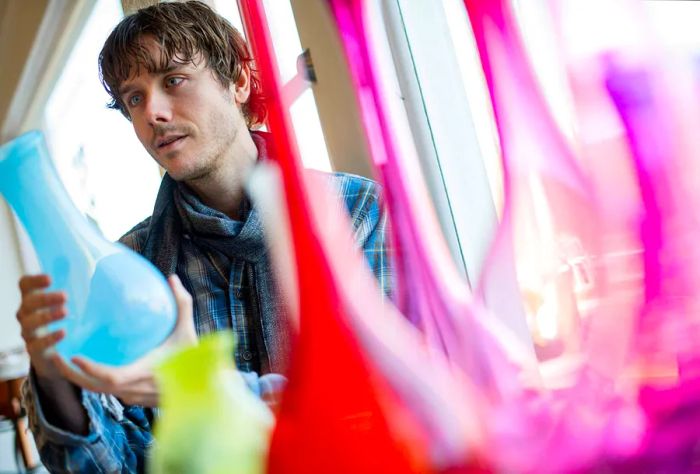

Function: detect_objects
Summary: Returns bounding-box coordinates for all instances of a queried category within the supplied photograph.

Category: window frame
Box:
[380,0,533,347]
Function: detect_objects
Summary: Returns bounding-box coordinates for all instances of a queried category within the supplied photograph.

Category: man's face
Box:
[118,37,251,182]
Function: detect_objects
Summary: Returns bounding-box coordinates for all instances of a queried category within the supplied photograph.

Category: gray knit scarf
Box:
[136,132,291,373]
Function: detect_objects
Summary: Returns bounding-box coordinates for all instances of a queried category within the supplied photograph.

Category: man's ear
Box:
[232,65,251,106]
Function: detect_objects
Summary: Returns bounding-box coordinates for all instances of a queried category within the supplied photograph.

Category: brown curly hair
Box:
[98,1,265,127]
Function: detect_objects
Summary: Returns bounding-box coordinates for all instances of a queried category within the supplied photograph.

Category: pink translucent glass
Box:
[238,0,700,470]
[326,0,522,401]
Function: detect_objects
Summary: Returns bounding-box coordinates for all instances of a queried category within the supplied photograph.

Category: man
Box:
[16,2,391,472]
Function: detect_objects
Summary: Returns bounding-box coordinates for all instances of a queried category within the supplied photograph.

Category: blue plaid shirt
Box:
[22,169,391,473]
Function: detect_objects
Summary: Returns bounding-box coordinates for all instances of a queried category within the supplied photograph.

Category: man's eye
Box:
[128,95,142,107]
[166,77,184,87]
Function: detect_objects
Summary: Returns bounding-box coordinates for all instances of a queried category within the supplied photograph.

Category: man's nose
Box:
[144,90,173,126]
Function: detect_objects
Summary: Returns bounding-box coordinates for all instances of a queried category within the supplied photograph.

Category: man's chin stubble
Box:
[179,167,214,184]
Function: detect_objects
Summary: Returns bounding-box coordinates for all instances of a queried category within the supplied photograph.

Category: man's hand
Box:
[18,273,195,407]
[49,275,197,407]
[16,274,68,380]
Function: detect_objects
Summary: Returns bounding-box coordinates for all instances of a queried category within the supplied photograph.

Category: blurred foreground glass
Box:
[150,332,273,474]
[0,131,176,366]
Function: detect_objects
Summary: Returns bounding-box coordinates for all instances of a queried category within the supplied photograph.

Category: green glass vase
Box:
[149,332,274,474]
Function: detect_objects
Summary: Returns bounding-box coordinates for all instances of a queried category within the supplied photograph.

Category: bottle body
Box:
[0,131,176,365]
[150,332,274,474]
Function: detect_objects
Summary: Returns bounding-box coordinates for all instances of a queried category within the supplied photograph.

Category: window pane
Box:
[261,0,332,171]
[290,89,332,172]
[44,0,161,241]
[645,0,700,53]
[213,0,245,38]
[261,0,304,84]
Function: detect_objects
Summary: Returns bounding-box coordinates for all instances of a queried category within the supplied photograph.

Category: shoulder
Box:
[324,171,380,193]
[319,171,383,226]
[323,171,381,196]
[310,171,386,248]
[118,217,152,254]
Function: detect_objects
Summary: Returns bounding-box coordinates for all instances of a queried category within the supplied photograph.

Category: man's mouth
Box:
[156,135,187,150]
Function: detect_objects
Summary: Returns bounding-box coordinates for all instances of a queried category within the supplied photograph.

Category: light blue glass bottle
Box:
[0,130,176,366]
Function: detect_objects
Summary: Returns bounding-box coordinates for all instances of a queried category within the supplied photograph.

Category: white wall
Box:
[0,199,24,353]
[0,199,39,472]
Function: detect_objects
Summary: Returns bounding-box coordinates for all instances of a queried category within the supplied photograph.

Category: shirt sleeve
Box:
[334,173,393,298]
[357,187,393,298]
[240,371,288,413]
[22,373,153,473]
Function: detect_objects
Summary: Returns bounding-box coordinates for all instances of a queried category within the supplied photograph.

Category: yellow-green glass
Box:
[149,332,274,474]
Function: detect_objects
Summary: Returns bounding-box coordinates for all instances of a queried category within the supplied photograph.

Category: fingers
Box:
[167,275,197,346]
[26,329,65,355]
[18,274,51,295]
[168,275,193,320]
[18,291,66,316]
[19,304,67,339]
[51,354,103,393]
[17,275,67,378]
[67,357,159,407]
[72,358,129,387]
[16,275,67,345]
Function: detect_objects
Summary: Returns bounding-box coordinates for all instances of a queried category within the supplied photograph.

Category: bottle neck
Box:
[0,132,113,283]
[156,334,237,409]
